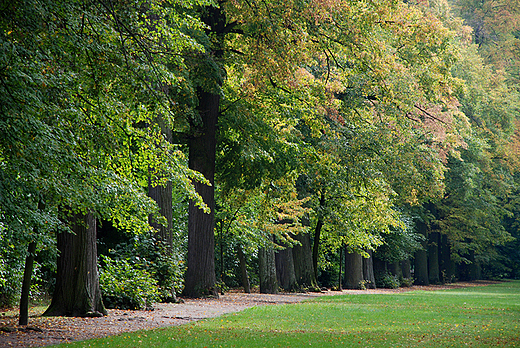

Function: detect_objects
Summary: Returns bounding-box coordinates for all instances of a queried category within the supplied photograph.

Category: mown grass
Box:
[52,281,520,347]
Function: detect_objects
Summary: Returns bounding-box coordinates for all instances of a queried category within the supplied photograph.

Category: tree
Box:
[1,0,207,316]
[451,0,520,81]
[178,0,468,295]
[44,212,106,317]
[343,250,364,290]
[275,241,298,291]
[427,25,519,278]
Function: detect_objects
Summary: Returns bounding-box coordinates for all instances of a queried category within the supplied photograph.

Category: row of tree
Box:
[1,0,519,320]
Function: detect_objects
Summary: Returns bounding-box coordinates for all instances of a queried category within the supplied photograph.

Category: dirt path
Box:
[0,281,497,347]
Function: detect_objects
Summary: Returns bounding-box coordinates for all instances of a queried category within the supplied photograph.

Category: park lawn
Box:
[52,281,520,348]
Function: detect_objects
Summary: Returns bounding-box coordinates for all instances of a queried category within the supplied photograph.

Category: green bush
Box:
[0,248,23,308]
[134,238,184,302]
[99,231,185,302]
[99,255,160,310]
[376,272,400,289]
[400,277,414,287]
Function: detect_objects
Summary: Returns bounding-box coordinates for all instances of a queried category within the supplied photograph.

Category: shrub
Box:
[400,277,414,287]
[137,239,184,302]
[0,249,23,308]
[99,255,160,310]
[376,272,400,289]
[100,233,185,302]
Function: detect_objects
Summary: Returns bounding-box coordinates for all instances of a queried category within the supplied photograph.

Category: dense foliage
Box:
[1,0,519,308]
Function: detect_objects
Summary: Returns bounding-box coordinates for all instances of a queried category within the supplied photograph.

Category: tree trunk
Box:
[439,234,452,283]
[343,248,364,289]
[373,257,387,276]
[468,250,481,280]
[275,243,298,291]
[312,218,323,280]
[19,242,36,326]
[148,173,173,248]
[362,250,376,289]
[414,221,429,285]
[148,177,177,301]
[183,91,219,298]
[312,192,326,279]
[148,114,174,246]
[428,231,440,284]
[338,246,342,290]
[44,212,106,317]
[237,244,250,293]
[388,261,402,279]
[183,2,226,298]
[292,233,318,289]
[401,259,412,279]
[259,244,278,294]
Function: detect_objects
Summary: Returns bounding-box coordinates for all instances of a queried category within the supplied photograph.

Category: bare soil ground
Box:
[0,281,498,348]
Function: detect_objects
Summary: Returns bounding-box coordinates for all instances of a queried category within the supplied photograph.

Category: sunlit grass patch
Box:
[52,280,520,347]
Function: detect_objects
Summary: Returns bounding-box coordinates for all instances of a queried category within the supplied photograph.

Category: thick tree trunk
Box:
[414,221,429,285]
[19,242,36,325]
[44,212,106,317]
[362,250,376,289]
[428,231,440,284]
[259,244,278,294]
[237,244,250,293]
[183,91,219,298]
[292,233,318,289]
[275,243,298,291]
[343,248,364,289]
[183,0,226,298]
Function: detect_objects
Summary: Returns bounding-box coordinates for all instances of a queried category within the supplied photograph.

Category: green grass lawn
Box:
[52,281,520,347]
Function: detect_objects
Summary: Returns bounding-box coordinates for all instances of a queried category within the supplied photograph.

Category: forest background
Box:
[2,0,520,319]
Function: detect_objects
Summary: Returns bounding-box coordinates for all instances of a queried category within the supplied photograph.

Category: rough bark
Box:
[362,250,376,289]
[292,233,318,289]
[428,231,440,284]
[343,248,364,289]
[275,243,298,291]
[414,220,429,285]
[259,244,278,294]
[183,91,219,298]
[44,212,106,317]
[183,3,225,298]
[237,244,250,293]
[19,242,36,325]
